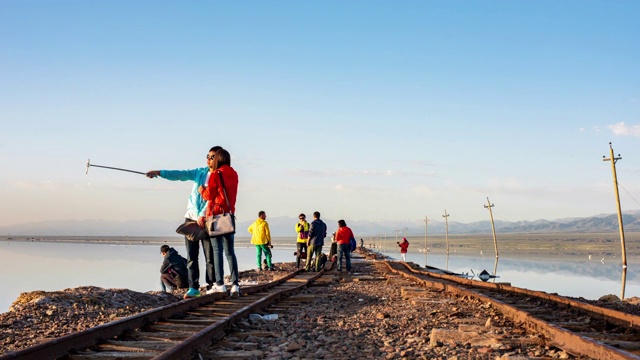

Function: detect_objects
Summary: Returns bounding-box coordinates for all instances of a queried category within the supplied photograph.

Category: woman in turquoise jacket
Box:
[145,146,221,299]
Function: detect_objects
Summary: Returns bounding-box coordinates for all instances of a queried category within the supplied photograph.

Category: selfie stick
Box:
[85,159,145,175]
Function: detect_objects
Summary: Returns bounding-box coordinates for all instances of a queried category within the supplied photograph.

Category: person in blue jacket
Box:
[146,146,221,299]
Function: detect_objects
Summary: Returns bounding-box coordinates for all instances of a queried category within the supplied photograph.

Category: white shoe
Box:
[230,284,240,296]
[210,284,226,293]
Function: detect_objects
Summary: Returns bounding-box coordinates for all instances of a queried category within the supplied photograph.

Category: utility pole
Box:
[424,216,429,267]
[484,197,499,259]
[603,142,627,269]
[442,210,450,256]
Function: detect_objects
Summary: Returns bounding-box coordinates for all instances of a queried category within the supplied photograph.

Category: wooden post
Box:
[621,267,627,300]
[602,142,627,269]
[484,197,499,259]
[442,210,450,256]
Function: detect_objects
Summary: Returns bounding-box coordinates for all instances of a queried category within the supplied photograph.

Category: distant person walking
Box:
[360,238,364,249]
[159,245,188,292]
[398,237,409,261]
[295,214,310,268]
[199,148,240,297]
[335,220,355,273]
[248,211,274,272]
[146,146,221,299]
[305,211,327,272]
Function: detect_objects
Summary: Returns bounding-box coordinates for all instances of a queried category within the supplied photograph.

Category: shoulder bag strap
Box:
[217,171,233,215]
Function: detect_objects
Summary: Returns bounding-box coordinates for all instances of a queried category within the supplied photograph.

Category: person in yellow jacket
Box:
[248,211,273,271]
[295,213,310,268]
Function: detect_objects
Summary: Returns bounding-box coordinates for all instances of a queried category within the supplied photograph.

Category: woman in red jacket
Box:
[334,219,354,273]
[199,149,240,296]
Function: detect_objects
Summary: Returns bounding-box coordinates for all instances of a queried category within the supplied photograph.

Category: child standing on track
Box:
[248,211,274,271]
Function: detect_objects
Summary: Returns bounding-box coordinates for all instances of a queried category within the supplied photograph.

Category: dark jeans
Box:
[184,218,215,289]
[296,242,307,268]
[160,273,177,292]
[212,232,239,286]
[338,243,351,272]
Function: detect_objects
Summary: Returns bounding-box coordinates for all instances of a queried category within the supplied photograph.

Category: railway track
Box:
[384,260,640,360]
[0,265,333,360]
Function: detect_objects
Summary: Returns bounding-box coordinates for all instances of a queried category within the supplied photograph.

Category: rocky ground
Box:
[0,262,296,355]
[1,251,639,359]
[204,260,573,360]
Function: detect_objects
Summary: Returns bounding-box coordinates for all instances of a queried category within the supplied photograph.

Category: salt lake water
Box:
[2,238,640,313]
[0,239,295,312]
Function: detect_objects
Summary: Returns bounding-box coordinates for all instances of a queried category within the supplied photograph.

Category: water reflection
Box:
[0,241,297,313]
[397,249,640,300]
[622,266,627,300]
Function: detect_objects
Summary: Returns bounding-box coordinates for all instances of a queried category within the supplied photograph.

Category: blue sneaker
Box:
[183,288,201,299]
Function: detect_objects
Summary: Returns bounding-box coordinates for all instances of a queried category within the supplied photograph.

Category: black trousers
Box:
[296,242,307,268]
[184,218,215,289]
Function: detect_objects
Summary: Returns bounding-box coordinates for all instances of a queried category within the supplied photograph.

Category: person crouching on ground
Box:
[160,245,188,292]
[398,237,409,261]
[335,219,355,273]
[248,210,274,272]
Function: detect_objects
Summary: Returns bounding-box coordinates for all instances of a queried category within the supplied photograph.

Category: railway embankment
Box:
[2,248,639,359]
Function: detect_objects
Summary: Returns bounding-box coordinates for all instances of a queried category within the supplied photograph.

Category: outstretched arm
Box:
[146,170,161,178]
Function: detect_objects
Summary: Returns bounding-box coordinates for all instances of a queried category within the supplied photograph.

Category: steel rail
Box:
[0,270,303,360]
[152,270,326,360]
[383,261,640,360]
[398,261,640,329]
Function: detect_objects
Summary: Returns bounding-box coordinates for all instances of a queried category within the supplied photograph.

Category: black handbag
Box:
[175,220,204,241]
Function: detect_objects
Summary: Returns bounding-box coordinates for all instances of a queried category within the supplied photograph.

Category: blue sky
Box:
[1,1,639,228]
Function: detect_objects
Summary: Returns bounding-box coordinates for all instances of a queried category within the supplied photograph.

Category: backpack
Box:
[298,223,309,239]
[349,237,357,252]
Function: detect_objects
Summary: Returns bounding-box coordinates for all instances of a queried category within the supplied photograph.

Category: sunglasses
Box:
[299,217,305,220]
[206,155,215,160]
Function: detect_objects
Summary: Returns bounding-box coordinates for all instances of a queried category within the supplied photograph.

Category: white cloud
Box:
[290,169,434,178]
[608,122,640,137]
[487,177,523,190]
[411,186,434,196]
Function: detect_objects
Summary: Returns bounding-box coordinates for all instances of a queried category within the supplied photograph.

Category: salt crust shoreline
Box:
[2,252,640,358]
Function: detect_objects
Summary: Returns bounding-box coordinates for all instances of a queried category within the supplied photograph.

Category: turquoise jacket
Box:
[160,167,210,220]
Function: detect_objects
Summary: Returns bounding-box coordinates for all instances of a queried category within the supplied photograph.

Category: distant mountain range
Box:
[2,211,640,238]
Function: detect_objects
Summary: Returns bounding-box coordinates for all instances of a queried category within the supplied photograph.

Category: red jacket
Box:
[335,226,354,245]
[399,239,409,253]
[200,165,238,217]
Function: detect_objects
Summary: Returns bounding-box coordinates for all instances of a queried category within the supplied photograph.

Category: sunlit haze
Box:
[1,1,639,229]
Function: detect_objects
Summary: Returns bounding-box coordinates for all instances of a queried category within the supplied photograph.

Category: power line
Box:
[618,182,640,208]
